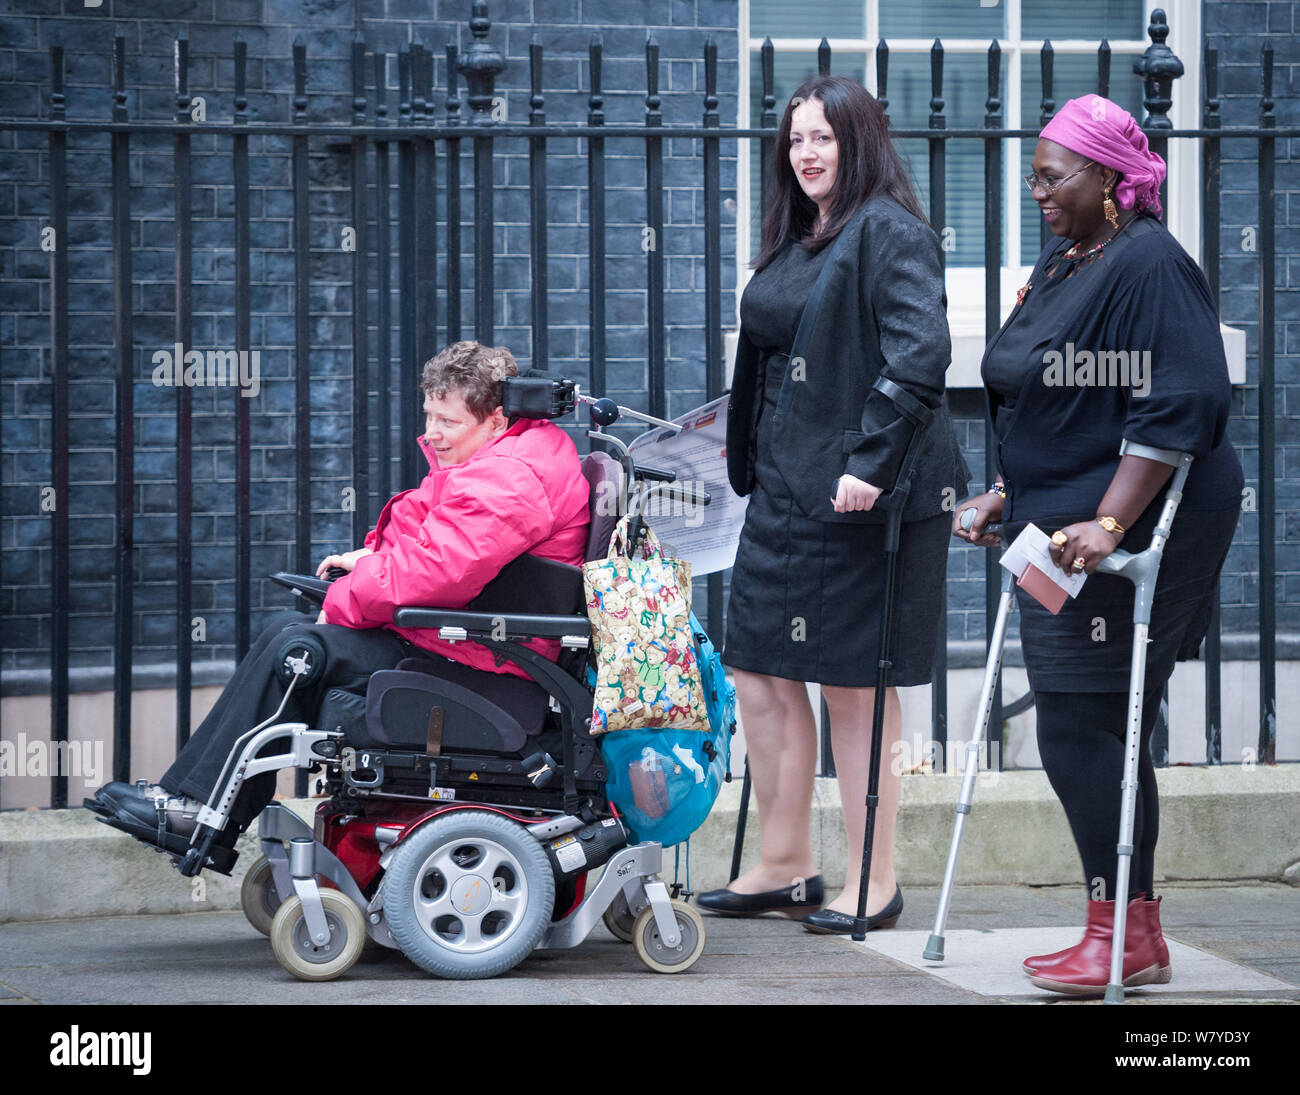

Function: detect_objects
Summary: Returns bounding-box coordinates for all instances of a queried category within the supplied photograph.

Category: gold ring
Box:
[1072,556,1086,570]
[1051,531,1068,547]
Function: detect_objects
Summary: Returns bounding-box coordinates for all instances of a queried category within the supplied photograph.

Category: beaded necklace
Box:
[1014,215,1136,308]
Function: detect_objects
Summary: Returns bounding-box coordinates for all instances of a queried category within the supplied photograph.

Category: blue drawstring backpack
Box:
[598,612,735,848]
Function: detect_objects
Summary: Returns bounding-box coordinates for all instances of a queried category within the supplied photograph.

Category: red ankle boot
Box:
[1023,939,1079,975]
[1028,896,1164,995]
[1022,892,1159,975]
[1141,893,1173,984]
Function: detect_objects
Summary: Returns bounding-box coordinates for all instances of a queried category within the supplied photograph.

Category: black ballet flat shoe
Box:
[803,886,903,935]
[695,875,824,918]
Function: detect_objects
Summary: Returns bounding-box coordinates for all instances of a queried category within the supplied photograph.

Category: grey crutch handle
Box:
[1093,444,1193,624]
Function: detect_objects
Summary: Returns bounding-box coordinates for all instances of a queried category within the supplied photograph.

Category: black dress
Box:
[722,241,951,688]
[982,214,1243,693]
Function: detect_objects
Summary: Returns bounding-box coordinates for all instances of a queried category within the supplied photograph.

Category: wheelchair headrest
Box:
[581,450,624,563]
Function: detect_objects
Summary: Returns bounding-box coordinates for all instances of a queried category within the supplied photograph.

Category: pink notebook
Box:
[1015,562,1069,614]
[998,523,1087,615]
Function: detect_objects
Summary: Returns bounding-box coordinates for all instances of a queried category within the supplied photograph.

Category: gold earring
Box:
[1103,185,1119,229]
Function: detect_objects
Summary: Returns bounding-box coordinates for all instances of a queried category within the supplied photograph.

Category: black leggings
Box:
[1035,687,1166,902]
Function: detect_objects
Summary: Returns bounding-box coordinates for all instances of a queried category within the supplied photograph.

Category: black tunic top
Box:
[740,239,831,355]
[981,214,1244,692]
[982,219,1144,437]
[982,214,1243,521]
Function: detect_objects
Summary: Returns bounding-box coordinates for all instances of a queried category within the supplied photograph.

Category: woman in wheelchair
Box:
[88,341,591,861]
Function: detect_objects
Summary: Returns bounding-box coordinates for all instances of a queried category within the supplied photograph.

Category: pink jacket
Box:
[323,418,590,678]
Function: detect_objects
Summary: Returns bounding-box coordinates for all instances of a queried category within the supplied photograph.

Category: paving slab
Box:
[855,929,1298,1002]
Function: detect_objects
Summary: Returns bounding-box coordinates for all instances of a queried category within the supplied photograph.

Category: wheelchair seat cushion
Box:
[317,686,368,739]
[356,658,550,755]
[393,655,550,735]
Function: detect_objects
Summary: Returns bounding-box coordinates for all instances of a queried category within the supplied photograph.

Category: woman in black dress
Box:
[696,76,968,933]
[954,95,1243,994]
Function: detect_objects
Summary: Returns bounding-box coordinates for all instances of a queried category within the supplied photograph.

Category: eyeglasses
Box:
[1023,160,1096,196]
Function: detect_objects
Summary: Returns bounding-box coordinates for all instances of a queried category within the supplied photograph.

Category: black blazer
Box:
[726,196,969,523]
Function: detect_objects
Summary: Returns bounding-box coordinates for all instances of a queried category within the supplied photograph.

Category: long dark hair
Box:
[752,75,927,274]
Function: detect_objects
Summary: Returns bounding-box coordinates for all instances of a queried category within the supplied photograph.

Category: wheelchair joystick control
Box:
[589,398,620,427]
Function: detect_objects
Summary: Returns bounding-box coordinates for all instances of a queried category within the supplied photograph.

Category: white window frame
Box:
[735,0,1207,387]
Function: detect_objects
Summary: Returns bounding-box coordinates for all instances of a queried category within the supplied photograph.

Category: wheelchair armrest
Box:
[269,572,332,605]
[392,607,592,647]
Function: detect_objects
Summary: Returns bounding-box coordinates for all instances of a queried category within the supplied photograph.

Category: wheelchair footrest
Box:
[91,809,240,876]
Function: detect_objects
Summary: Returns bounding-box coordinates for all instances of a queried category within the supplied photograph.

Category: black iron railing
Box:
[0,4,1288,808]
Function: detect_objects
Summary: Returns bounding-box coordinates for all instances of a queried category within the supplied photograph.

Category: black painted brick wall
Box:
[0,0,1294,683]
[1199,0,1299,643]
[0,0,740,679]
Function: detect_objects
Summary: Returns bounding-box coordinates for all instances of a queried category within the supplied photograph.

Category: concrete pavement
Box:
[2,881,1295,1006]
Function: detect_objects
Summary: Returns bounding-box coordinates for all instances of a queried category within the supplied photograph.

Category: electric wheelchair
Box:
[118,380,719,982]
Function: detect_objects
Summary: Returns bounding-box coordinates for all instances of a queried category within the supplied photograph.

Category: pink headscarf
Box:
[1038,94,1167,218]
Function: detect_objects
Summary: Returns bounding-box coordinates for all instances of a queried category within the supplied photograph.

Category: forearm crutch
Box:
[921,443,1193,1006]
[1096,444,1193,1004]
[922,562,1015,961]
[851,380,934,941]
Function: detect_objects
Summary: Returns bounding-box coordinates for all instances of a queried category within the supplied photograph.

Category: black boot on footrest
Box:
[85,780,167,816]
[91,797,241,877]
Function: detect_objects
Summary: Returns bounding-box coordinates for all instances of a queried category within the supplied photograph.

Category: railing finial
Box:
[458,0,505,126]
[1132,8,1184,130]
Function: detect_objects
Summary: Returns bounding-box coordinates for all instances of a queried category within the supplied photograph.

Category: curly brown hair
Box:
[419,341,519,421]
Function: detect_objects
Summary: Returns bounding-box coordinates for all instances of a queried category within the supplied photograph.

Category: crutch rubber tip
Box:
[922,934,945,962]
[1103,985,1125,1005]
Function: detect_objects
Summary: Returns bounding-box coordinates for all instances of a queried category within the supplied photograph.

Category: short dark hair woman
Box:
[954,95,1244,994]
[696,76,968,933]
[88,341,592,861]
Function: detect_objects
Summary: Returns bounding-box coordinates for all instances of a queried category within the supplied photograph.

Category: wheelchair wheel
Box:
[632,900,706,973]
[601,889,636,943]
[240,855,282,937]
[269,889,367,982]
[382,810,554,980]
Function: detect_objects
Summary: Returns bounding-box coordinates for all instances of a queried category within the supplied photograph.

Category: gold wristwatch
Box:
[1095,516,1126,535]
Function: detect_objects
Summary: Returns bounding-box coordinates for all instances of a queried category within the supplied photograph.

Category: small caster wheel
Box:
[602,889,636,943]
[240,855,282,937]
[632,900,706,973]
[270,889,366,982]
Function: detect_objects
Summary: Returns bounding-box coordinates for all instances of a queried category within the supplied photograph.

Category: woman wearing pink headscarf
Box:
[952,95,1243,995]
